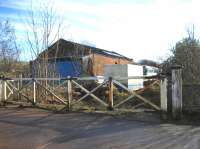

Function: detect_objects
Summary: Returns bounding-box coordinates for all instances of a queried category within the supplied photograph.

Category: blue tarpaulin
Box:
[53,61,82,77]
[31,61,82,77]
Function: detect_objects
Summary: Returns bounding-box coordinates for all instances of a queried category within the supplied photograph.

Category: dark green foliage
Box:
[173,38,200,84]
[162,30,200,109]
[162,36,200,84]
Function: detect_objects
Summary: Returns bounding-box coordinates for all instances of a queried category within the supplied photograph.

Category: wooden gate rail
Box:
[6,80,33,103]
[0,75,167,115]
[136,80,160,94]
[35,80,67,105]
[113,80,161,110]
[4,79,68,106]
[36,80,68,103]
[72,81,107,105]
[0,69,184,120]
[8,80,32,95]
[6,82,13,99]
[71,80,108,107]
[7,80,33,101]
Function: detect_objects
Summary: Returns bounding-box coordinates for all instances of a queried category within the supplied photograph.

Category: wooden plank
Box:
[172,66,182,119]
[38,80,68,100]
[7,75,160,81]
[6,81,33,103]
[73,81,106,105]
[134,93,161,111]
[108,77,114,110]
[132,102,145,109]
[33,80,36,104]
[114,94,136,108]
[6,83,14,95]
[7,92,12,99]
[113,80,136,108]
[0,81,2,101]
[11,78,62,81]
[67,79,72,111]
[113,80,130,92]
[113,80,161,111]
[72,80,108,107]
[3,81,7,101]
[77,76,104,81]
[7,80,32,101]
[35,81,67,105]
[18,74,22,101]
[6,83,14,100]
[136,80,159,94]
[13,80,33,94]
[5,82,14,100]
[160,78,168,120]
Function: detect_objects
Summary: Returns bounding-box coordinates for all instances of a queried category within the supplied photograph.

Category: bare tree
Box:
[23,1,67,102]
[25,1,65,78]
[0,20,19,75]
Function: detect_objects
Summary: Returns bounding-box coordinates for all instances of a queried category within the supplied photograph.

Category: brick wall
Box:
[92,53,132,76]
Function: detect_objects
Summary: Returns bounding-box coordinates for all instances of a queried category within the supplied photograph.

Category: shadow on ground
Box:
[1,106,200,149]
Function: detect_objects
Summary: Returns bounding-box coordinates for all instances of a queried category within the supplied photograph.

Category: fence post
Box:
[160,77,168,120]
[108,77,114,110]
[171,65,182,120]
[18,74,22,100]
[67,76,72,111]
[33,79,36,105]
[0,80,2,102]
[3,80,7,102]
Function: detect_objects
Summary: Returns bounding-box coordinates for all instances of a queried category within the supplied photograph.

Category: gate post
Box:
[33,79,36,105]
[18,74,22,101]
[3,80,7,102]
[108,77,114,110]
[67,76,72,111]
[0,80,2,102]
[160,77,168,120]
[171,65,182,120]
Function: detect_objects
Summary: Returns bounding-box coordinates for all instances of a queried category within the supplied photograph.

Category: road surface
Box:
[0,107,200,149]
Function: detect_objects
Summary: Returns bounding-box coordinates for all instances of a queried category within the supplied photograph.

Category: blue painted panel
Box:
[54,61,82,77]
[31,61,82,77]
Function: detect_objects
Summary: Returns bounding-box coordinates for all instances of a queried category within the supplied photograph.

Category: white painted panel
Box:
[104,64,127,78]
[127,64,143,90]
[104,64,128,85]
[127,64,143,76]
[104,64,144,90]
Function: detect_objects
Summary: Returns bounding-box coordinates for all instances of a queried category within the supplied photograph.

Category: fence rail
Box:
[0,75,167,114]
[0,66,184,120]
[0,74,164,81]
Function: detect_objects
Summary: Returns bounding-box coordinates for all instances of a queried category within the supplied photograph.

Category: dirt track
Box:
[0,107,200,149]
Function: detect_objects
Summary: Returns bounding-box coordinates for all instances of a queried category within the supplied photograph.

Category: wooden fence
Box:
[0,66,183,120]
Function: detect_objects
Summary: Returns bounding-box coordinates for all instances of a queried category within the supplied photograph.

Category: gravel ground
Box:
[0,107,200,149]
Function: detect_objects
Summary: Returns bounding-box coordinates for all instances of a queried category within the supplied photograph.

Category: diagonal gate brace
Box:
[72,80,108,107]
[113,80,161,111]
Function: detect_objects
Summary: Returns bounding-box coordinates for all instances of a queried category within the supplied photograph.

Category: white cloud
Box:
[3,0,200,61]
[59,0,200,61]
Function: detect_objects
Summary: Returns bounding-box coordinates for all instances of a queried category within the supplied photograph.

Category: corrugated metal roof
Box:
[46,38,133,61]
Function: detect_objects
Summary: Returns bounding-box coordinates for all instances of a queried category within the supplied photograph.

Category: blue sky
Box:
[0,0,199,62]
